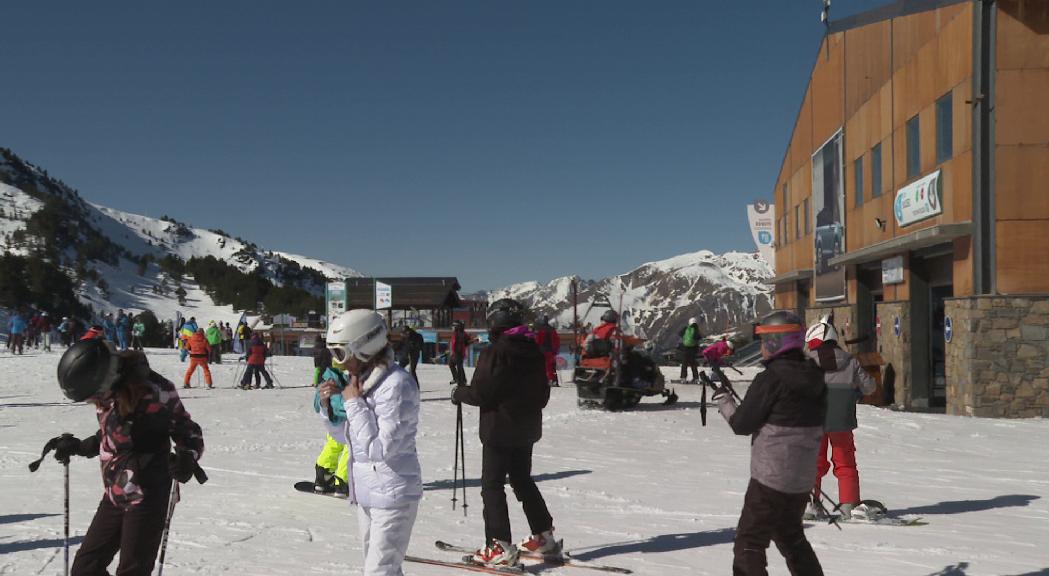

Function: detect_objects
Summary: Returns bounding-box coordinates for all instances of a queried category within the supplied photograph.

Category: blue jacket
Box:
[313,367,348,424]
[8,315,27,335]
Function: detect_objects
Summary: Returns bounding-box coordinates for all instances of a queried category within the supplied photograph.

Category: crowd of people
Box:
[28,298,880,576]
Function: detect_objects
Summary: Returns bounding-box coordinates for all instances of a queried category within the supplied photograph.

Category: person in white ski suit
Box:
[318,309,422,576]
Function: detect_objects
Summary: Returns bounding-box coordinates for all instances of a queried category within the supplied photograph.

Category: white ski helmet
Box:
[805,320,839,349]
[688,317,698,326]
[726,339,735,351]
[327,309,389,363]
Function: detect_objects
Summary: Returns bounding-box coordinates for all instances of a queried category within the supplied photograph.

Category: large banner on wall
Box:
[812,130,846,302]
[747,200,776,273]
[326,281,346,325]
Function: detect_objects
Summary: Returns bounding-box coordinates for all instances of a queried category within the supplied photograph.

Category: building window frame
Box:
[936,91,953,164]
[854,156,864,208]
[907,114,921,179]
[795,205,801,240]
[871,143,882,198]
[803,197,811,235]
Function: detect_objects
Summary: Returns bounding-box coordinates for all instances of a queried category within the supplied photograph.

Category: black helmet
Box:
[600,310,619,324]
[57,339,122,402]
[487,298,526,331]
[754,310,805,359]
[452,320,465,330]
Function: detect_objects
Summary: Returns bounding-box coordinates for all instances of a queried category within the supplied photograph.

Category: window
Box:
[907,114,921,179]
[871,143,882,198]
[804,198,811,235]
[783,215,789,245]
[782,182,788,210]
[795,205,801,239]
[854,156,864,208]
[936,92,953,164]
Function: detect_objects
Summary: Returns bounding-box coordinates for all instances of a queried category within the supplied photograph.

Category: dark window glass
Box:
[795,205,801,239]
[782,182,788,209]
[936,92,953,164]
[854,157,864,208]
[871,143,882,198]
[907,114,921,179]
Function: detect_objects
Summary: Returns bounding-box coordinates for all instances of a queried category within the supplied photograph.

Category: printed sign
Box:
[747,201,776,272]
[894,170,943,227]
[812,130,846,302]
[893,316,901,338]
[944,316,953,344]
[882,255,905,285]
[375,281,393,310]
[326,281,346,324]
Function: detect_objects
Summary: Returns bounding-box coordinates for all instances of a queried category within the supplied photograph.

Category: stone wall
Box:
[946,295,1049,418]
[805,304,857,343]
[875,301,911,409]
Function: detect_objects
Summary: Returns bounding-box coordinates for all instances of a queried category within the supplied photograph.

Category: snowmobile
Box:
[574,335,677,411]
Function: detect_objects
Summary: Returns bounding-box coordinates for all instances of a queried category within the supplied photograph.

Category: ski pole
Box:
[64,460,70,576]
[812,488,842,531]
[156,482,180,576]
[459,404,467,516]
[452,403,461,511]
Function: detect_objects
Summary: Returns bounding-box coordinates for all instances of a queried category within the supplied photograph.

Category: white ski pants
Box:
[355,501,419,576]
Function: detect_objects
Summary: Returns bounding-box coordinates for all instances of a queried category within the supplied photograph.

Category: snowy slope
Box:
[484,251,774,350]
[1,351,1047,575]
[0,183,44,255]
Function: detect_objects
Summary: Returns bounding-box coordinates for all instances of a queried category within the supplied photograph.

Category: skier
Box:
[58,316,74,347]
[311,362,350,496]
[102,314,116,343]
[703,336,735,383]
[317,309,421,576]
[678,317,702,382]
[115,310,131,351]
[403,325,424,384]
[131,315,146,351]
[46,339,205,576]
[312,334,333,386]
[710,310,825,576]
[205,321,223,364]
[804,317,877,520]
[240,334,273,389]
[448,320,473,386]
[534,315,561,386]
[183,328,213,389]
[452,298,559,568]
[37,312,53,352]
[7,309,27,354]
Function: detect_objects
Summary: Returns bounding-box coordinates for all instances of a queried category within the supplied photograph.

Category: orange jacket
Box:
[188,332,211,357]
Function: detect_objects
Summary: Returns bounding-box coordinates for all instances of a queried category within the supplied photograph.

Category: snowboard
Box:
[293,481,347,499]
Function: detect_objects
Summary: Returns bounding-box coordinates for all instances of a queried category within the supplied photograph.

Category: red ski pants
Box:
[814,431,860,505]
[184,357,212,386]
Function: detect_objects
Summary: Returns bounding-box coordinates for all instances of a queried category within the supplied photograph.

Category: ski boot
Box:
[847,501,886,521]
[519,529,562,559]
[333,477,349,497]
[803,500,828,521]
[469,539,520,568]
[313,465,336,494]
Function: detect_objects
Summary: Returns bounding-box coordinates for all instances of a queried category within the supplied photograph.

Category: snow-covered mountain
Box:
[482,250,774,352]
[0,148,360,320]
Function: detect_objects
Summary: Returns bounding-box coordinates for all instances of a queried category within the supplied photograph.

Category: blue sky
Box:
[2,1,888,290]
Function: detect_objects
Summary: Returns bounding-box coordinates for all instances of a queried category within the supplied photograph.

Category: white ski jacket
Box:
[323,355,422,509]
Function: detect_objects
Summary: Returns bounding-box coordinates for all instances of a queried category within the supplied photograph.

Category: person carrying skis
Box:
[710,310,826,576]
[183,328,213,389]
[311,363,350,496]
[534,315,561,386]
[205,321,223,364]
[240,334,273,389]
[452,298,559,568]
[678,317,702,382]
[45,339,205,576]
[317,309,421,576]
[804,317,877,520]
[448,320,473,386]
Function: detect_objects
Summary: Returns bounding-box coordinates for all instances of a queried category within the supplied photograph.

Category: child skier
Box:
[804,317,877,520]
[311,363,350,496]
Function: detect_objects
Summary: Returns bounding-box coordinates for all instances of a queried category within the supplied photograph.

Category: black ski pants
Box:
[241,365,272,387]
[72,484,171,576]
[449,356,466,385]
[679,346,699,380]
[733,478,823,576]
[481,443,553,544]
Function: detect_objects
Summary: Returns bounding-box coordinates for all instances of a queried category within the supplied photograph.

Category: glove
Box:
[450,386,462,406]
[168,449,198,483]
[53,434,99,463]
[710,385,732,403]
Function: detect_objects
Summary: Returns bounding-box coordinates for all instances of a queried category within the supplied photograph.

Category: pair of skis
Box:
[404,540,632,574]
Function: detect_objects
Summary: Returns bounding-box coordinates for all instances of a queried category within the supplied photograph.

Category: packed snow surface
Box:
[1,350,1047,575]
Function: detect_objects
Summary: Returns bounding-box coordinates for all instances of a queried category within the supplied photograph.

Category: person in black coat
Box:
[404,325,424,383]
[452,299,558,567]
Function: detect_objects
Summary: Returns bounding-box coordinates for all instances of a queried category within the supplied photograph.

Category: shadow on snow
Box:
[0,535,85,554]
[0,513,60,525]
[568,528,736,561]
[894,494,1040,516]
[423,469,592,491]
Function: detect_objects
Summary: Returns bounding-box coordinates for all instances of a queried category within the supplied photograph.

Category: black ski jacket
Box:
[453,333,550,447]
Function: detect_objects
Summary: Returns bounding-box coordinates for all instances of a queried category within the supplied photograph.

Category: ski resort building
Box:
[769,0,1049,417]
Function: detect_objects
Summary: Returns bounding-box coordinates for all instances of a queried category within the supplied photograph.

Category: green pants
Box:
[315,434,349,483]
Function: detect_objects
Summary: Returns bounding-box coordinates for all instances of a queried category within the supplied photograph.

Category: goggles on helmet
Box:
[327,322,385,363]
